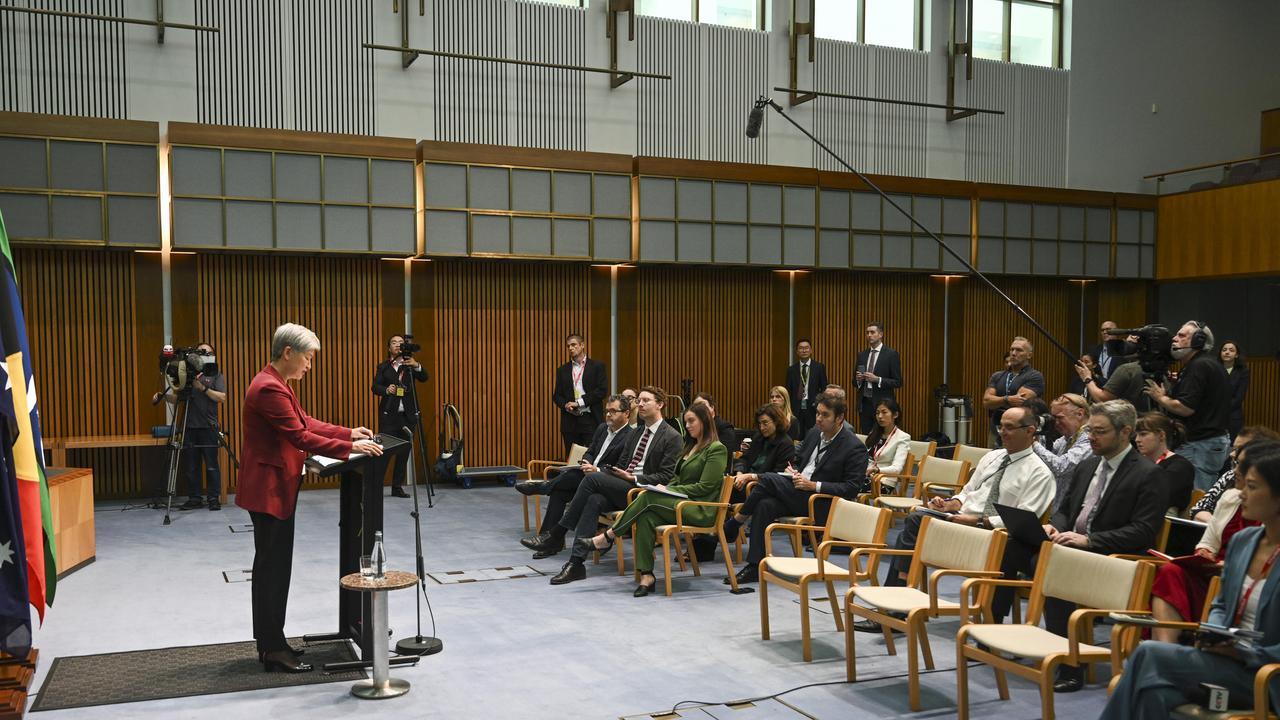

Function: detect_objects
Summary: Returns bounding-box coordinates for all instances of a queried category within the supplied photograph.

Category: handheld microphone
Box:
[745,105,765,139]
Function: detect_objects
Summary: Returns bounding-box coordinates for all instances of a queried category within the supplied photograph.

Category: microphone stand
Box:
[749,96,1075,363]
[395,365,443,657]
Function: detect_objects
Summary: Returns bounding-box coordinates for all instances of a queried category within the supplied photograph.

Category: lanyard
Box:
[1005,368,1021,395]
[873,427,897,459]
[571,359,585,386]
[1155,450,1172,465]
[1234,543,1280,626]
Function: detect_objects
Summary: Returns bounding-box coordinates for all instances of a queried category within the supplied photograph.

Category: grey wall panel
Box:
[1115,244,1140,278]
[677,179,712,221]
[196,1,284,130]
[882,235,911,268]
[5,0,127,118]
[714,182,747,222]
[639,177,676,218]
[1032,241,1058,275]
[703,24,769,164]
[941,236,970,273]
[942,198,970,234]
[749,225,781,265]
[639,220,676,261]
[424,210,469,255]
[1005,239,1031,274]
[592,218,631,261]
[783,226,815,267]
[325,156,370,204]
[593,174,630,216]
[0,193,48,237]
[471,214,510,254]
[553,218,590,257]
[225,201,274,248]
[1140,246,1154,277]
[1140,211,1156,244]
[223,151,273,199]
[1086,207,1111,242]
[1060,206,1085,241]
[851,192,880,230]
[172,147,222,197]
[1084,243,1110,277]
[423,163,467,208]
[106,196,159,246]
[469,166,510,210]
[276,154,322,201]
[911,236,938,270]
[853,234,881,267]
[1005,203,1032,237]
[637,17,700,160]
[977,237,1003,273]
[371,160,414,206]
[749,184,782,224]
[818,229,849,268]
[978,200,1004,236]
[783,186,815,227]
[106,144,158,194]
[913,196,942,234]
[50,195,100,240]
[276,204,323,250]
[1059,242,1084,276]
[173,198,223,247]
[1116,209,1141,243]
[965,59,1068,187]
[511,169,552,212]
[678,222,712,263]
[512,216,552,256]
[323,206,370,251]
[49,140,102,191]
[432,0,508,145]
[1033,205,1058,239]
[819,189,849,229]
[513,1,587,151]
[553,172,592,215]
[0,138,47,188]
[882,194,913,233]
[714,224,748,264]
[371,207,415,253]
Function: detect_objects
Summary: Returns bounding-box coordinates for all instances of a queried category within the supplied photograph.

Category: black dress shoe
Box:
[207,500,221,511]
[852,618,905,634]
[520,532,553,550]
[1052,666,1084,693]
[724,564,759,585]
[390,487,410,498]
[532,536,565,559]
[574,532,614,558]
[261,650,312,673]
[634,576,656,597]
[179,498,203,511]
[549,561,586,585]
[515,481,544,496]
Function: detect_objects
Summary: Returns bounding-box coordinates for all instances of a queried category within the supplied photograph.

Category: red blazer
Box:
[236,364,353,520]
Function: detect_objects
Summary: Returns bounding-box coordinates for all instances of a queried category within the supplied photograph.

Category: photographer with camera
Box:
[372,334,427,498]
[153,342,228,511]
[1145,321,1232,492]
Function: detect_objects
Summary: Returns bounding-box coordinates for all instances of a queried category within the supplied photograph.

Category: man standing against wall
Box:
[786,338,827,437]
[855,322,902,434]
[552,333,608,455]
[982,336,1045,448]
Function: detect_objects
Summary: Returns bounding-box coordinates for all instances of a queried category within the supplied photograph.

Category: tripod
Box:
[393,362,442,656]
[403,373,436,506]
[158,386,240,525]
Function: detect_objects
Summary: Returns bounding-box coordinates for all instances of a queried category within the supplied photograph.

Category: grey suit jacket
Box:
[621,420,683,486]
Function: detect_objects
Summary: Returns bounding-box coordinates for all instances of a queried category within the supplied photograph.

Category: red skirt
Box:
[1151,562,1213,622]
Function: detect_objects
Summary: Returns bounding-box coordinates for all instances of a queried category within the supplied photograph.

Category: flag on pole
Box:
[0,210,56,657]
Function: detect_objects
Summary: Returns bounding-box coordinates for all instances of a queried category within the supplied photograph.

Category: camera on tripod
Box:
[397,334,421,358]
[159,344,220,393]
[1105,324,1175,378]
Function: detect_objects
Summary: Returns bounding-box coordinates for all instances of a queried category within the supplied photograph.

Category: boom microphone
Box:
[745,105,765,139]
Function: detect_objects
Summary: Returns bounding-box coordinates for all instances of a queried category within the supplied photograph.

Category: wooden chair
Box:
[845,517,1008,710]
[955,542,1155,720]
[522,443,587,532]
[952,444,994,480]
[759,499,892,662]
[874,456,970,522]
[874,439,938,497]
[599,486,645,576]
[644,475,739,596]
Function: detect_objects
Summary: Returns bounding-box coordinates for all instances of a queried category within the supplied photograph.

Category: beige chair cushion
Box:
[953,444,993,470]
[828,498,887,544]
[917,456,967,486]
[877,496,923,511]
[907,440,935,459]
[964,623,1107,660]
[917,518,998,572]
[852,586,959,614]
[567,444,588,465]
[761,557,848,582]
[1041,544,1142,610]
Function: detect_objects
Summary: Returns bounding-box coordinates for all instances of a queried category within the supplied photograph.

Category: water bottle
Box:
[371,530,387,579]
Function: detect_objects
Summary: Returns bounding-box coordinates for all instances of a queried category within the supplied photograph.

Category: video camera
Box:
[159,345,219,393]
[397,334,421,358]
[1105,324,1175,378]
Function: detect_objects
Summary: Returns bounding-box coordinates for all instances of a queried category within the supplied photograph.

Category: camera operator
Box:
[372,334,427,498]
[153,342,227,511]
[1144,321,1232,491]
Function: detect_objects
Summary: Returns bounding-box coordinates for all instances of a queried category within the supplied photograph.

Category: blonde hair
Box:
[769,385,796,424]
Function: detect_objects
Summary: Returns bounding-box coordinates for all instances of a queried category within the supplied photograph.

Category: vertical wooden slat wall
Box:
[809,271,936,436]
[956,277,1076,446]
[431,259,589,467]
[632,265,779,429]
[194,254,382,493]
[1096,281,1149,332]
[1243,358,1279,432]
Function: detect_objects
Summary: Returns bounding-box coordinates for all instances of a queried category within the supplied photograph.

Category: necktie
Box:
[625,428,652,472]
[1074,460,1112,534]
[801,362,809,388]
[980,455,1014,518]
[864,349,879,397]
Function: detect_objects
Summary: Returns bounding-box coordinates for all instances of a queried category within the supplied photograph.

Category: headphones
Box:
[1188,320,1210,351]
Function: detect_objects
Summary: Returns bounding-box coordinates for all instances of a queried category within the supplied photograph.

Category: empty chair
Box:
[952,444,993,481]
[1256,153,1280,180]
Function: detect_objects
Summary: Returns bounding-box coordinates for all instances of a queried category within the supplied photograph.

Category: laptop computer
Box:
[994,503,1051,547]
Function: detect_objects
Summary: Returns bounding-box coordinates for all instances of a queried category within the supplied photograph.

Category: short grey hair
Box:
[271,323,321,360]
[1090,399,1136,434]
[607,393,631,413]
[1185,321,1216,351]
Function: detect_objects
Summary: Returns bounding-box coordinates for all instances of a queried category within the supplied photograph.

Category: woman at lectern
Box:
[236,323,383,673]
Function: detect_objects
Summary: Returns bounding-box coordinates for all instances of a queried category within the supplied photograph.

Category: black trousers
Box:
[379,411,412,489]
[541,466,586,531]
[885,511,926,583]
[561,426,594,455]
[559,471,634,562]
[991,541,1073,637]
[250,510,295,655]
[183,427,221,500]
[796,407,816,437]
[858,396,878,434]
[738,473,820,565]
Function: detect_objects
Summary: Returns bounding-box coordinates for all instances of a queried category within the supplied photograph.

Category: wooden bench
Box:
[46,468,96,578]
[44,434,169,469]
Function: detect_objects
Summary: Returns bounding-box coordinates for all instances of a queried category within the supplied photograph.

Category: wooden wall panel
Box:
[1243,357,1279,432]
[432,260,589,468]
[1157,179,1280,280]
[195,254,382,492]
[956,277,1077,446]
[809,271,937,438]
[632,265,781,429]
[1096,280,1150,332]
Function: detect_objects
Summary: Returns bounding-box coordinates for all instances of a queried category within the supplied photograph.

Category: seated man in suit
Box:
[722,392,868,585]
[991,399,1165,694]
[548,386,683,585]
[853,405,1055,632]
[517,394,634,558]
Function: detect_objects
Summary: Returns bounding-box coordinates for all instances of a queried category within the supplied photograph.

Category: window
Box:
[971,0,1062,68]
[814,0,921,50]
[636,0,768,30]
[637,0,693,22]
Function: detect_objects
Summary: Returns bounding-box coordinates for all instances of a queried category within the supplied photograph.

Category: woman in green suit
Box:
[577,401,728,596]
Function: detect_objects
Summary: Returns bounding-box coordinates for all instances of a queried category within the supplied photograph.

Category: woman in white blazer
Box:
[865,398,911,489]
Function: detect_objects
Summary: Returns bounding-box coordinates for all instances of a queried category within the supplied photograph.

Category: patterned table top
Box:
[339,570,418,591]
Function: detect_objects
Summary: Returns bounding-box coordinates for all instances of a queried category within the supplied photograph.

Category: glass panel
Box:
[0,138,47,189]
[110,196,161,245]
[50,140,103,191]
[636,0,692,22]
[864,0,916,49]
[973,0,1004,61]
[593,218,632,261]
[814,0,856,42]
[698,0,757,29]
[1010,1,1055,67]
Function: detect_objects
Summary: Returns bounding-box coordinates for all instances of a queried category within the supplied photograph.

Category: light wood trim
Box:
[418,141,632,173]
[47,468,96,578]
[168,122,416,158]
[0,111,158,143]
[1144,151,1280,180]
[637,156,818,185]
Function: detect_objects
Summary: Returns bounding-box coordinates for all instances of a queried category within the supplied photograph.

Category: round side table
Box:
[339,570,418,699]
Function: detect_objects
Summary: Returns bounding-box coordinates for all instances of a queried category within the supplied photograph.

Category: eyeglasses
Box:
[1082,426,1115,436]
[998,423,1033,432]
[604,407,623,415]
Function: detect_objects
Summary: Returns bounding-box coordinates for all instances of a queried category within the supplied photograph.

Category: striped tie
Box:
[625,428,652,472]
